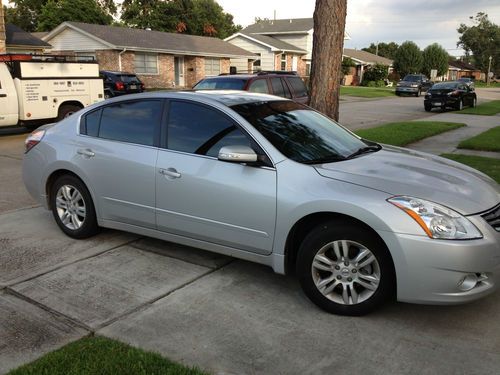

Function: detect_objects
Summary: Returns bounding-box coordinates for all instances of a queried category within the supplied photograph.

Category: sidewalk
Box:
[406,113,500,159]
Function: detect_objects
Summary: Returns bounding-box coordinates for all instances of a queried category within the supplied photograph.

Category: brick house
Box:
[41,22,255,88]
[342,49,393,85]
[225,18,350,77]
[447,60,484,81]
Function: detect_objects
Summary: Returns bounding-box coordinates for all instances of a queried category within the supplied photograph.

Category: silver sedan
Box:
[23,91,500,315]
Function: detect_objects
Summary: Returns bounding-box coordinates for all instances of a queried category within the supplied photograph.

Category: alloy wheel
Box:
[55,184,86,230]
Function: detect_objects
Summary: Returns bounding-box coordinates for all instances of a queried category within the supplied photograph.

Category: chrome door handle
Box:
[159,168,181,179]
[77,149,95,158]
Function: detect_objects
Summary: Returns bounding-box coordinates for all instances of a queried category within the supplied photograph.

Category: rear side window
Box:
[270,77,291,99]
[194,78,247,90]
[167,100,251,157]
[248,79,269,94]
[287,77,308,97]
[80,100,162,146]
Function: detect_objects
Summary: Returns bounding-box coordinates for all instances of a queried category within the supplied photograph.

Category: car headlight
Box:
[410,84,419,88]
[387,196,482,240]
[396,83,401,87]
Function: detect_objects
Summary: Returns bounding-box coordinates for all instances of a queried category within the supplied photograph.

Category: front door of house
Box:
[174,57,185,87]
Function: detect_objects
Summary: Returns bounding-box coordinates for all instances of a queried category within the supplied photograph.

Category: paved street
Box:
[0,90,499,375]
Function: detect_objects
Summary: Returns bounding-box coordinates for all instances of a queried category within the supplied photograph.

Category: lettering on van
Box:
[25,82,41,102]
[53,81,86,93]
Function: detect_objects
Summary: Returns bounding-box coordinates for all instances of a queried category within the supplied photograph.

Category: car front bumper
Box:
[396,86,419,93]
[424,97,460,108]
[378,215,500,305]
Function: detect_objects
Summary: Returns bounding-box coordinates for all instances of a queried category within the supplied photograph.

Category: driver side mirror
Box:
[218,145,258,163]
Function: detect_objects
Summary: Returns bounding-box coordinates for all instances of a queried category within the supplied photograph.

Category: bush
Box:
[363,80,386,87]
[363,63,389,82]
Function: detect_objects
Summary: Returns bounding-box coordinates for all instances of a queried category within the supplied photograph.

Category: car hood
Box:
[314,145,499,215]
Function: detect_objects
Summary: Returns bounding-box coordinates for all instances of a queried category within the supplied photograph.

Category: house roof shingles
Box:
[343,48,393,66]
[242,18,313,34]
[63,22,255,58]
[6,24,51,48]
[448,59,478,71]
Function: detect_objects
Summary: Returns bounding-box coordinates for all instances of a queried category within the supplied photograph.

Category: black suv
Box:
[395,74,433,97]
[193,71,309,104]
[100,71,145,98]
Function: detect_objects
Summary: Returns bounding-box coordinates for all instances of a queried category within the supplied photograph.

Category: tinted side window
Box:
[287,77,308,97]
[270,77,285,98]
[81,109,101,137]
[248,79,269,94]
[167,101,251,157]
[98,100,162,146]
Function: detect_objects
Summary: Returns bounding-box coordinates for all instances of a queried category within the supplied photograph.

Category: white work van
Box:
[0,54,104,128]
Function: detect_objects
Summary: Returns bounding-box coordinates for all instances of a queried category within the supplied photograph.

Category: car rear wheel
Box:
[51,175,99,239]
[57,104,83,121]
[457,99,463,111]
[296,220,395,316]
[424,104,432,112]
[471,97,477,108]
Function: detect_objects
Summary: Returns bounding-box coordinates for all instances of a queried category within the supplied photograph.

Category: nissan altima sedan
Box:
[23,91,500,316]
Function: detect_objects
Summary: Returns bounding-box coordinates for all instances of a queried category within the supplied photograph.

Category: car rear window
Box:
[431,82,459,89]
[194,78,247,90]
[270,77,292,99]
[286,76,308,97]
[118,75,141,83]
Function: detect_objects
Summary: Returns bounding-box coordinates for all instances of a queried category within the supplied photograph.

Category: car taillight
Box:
[25,129,46,153]
[115,81,125,90]
[141,83,145,91]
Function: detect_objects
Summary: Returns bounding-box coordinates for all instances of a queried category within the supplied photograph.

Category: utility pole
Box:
[487,55,492,86]
[375,41,378,56]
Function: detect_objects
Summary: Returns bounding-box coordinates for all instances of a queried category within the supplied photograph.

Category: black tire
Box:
[471,97,477,108]
[296,220,395,316]
[50,175,99,239]
[57,104,82,121]
[424,104,432,112]
[104,90,112,99]
[456,99,463,111]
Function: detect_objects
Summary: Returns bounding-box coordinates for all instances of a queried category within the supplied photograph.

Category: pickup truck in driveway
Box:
[395,74,433,97]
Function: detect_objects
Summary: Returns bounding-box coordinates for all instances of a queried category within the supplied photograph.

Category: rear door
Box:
[270,77,292,100]
[285,76,309,104]
[0,64,19,127]
[155,99,277,255]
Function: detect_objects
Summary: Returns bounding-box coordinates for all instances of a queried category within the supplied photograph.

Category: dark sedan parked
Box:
[100,70,145,98]
[424,81,477,112]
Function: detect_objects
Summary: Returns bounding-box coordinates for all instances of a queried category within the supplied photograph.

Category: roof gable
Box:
[6,24,51,48]
[45,22,255,58]
[227,33,306,54]
[242,18,313,34]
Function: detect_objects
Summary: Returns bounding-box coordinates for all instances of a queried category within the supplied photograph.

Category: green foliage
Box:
[363,80,386,87]
[362,42,399,59]
[393,41,423,77]
[37,0,112,31]
[6,0,115,31]
[362,63,389,82]
[422,43,449,77]
[341,57,356,75]
[121,0,241,38]
[457,12,500,75]
[8,336,208,375]
[355,121,465,147]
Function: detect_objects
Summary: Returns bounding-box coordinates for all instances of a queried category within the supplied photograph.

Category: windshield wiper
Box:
[346,144,382,159]
[302,155,346,165]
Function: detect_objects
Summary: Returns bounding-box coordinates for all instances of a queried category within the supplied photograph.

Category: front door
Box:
[155,100,277,255]
[174,57,185,87]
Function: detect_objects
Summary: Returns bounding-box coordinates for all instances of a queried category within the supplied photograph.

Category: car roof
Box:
[99,90,285,107]
[100,70,136,75]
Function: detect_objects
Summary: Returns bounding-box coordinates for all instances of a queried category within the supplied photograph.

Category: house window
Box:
[135,53,158,74]
[281,54,287,70]
[205,58,221,76]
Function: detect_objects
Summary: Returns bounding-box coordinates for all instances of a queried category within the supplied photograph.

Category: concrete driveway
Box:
[1,97,500,374]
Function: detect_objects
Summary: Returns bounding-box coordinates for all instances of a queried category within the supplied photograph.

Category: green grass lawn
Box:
[441,154,500,183]
[354,121,465,146]
[458,127,500,152]
[340,86,395,98]
[460,100,500,115]
[8,336,208,375]
[473,81,500,88]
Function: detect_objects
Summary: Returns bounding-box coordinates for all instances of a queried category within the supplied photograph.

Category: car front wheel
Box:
[296,221,395,316]
[51,175,99,239]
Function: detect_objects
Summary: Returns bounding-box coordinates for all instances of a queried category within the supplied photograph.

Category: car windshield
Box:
[403,75,421,82]
[118,75,141,83]
[194,78,247,90]
[432,82,459,89]
[231,101,370,164]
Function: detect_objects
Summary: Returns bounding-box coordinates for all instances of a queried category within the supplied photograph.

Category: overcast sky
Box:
[217,0,500,56]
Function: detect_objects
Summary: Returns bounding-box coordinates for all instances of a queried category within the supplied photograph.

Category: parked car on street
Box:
[424,81,477,112]
[193,71,309,104]
[395,74,432,96]
[457,77,475,89]
[100,70,145,98]
[23,91,500,316]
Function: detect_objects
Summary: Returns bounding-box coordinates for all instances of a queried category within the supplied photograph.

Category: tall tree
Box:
[309,0,347,121]
[5,0,47,31]
[37,0,112,31]
[362,42,399,59]
[393,41,423,77]
[457,12,500,75]
[421,43,449,77]
[121,0,241,38]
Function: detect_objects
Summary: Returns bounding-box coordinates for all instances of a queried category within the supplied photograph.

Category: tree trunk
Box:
[309,0,347,121]
[0,5,6,53]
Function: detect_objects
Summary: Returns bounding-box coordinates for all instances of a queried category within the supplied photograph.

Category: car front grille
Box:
[481,203,500,232]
